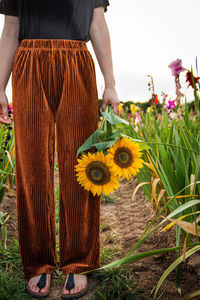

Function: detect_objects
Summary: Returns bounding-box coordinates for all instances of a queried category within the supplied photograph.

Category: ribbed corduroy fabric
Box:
[11,39,101,278]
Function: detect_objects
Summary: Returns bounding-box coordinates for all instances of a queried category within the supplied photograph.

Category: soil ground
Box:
[1,173,200,300]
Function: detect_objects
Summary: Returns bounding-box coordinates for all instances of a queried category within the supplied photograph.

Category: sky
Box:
[88,0,200,102]
[0,0,200,103]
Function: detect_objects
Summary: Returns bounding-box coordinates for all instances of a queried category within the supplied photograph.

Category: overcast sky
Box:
[88,0,200,103]
[0,0,200,103]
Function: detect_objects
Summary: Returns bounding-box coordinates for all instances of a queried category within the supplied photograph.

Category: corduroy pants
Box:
[11,39,100,277]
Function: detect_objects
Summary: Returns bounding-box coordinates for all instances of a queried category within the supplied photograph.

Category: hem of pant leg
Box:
[24,266,56,278]
[61,264,100,275]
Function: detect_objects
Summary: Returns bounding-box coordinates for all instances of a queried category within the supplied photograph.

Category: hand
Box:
[101,87,120,115]
[0,91,12,124]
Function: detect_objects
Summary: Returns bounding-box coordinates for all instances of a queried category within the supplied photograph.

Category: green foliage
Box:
[131,102,200,204]
[0,122,15,204]
[0,212,10,249]
[93,266,146,300]
[0,239,30,300]
[0,265,32,300]
[101,194,116,204]
[55,184,59,235]
[154,245,200,299]
[100,247,119,265]
[0,239,21,268]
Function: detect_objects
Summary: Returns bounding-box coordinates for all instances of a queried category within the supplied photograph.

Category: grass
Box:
[0,266,32,300]
[0,239,31,300]
[101,194,116,204]
[100,246,120,265]
[91,266,147,300]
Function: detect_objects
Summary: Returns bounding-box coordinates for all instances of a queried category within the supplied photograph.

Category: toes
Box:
[40,287,48,293]
[77,286,81,292]
[62,289,70,295]
[69,288,76,294]
[35,287,40,293]
[30,285,40,293]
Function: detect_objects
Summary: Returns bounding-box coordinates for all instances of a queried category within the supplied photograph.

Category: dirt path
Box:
[101,177,200,300]
[1,176,200,299]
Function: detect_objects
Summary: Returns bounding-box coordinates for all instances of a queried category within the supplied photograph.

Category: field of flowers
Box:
[0,58,200,299]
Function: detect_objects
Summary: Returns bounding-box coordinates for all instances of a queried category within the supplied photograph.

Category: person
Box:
[0,0,120,299]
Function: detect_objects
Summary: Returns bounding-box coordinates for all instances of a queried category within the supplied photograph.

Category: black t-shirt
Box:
[0,0,109,43]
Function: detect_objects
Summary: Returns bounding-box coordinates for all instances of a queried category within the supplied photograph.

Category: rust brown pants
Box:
[11,39,100,277]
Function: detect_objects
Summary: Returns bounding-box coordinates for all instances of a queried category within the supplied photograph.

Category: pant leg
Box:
[55,45,101,274]
[11,41,57,277]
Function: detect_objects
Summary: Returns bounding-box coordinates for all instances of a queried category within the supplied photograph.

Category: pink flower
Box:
[134,112,142,125]
[164,100,176,110]
[8,104,13,114]
[168,59,186,77]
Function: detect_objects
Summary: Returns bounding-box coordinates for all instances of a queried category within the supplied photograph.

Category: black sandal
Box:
[61,273,88,299]
[26,273,51,298]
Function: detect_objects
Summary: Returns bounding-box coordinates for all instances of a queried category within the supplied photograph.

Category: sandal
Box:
[26,273,51,298]
[61,273,88,299]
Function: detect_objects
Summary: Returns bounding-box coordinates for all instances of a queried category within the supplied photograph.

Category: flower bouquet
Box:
[74,104,148,196]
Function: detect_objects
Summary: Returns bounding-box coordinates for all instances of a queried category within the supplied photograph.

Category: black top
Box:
[0,0,109,43]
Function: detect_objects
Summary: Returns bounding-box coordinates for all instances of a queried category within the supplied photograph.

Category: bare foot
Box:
[62,274,87,295]
[27,273,51,294]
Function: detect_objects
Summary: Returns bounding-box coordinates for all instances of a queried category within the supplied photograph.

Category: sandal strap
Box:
[65,273,75,290]
[37,273,47,289]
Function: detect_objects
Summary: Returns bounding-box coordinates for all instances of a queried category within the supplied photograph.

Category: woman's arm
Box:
[0,15,19,124]
[89,7,120,114]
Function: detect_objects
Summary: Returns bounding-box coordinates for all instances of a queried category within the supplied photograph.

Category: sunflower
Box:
[106,137,144,180]
[75,151,120,196]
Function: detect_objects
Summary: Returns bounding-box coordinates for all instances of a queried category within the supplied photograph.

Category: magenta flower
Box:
[168,59,186,77]
[164,100,176,110]
[8,104,13,114]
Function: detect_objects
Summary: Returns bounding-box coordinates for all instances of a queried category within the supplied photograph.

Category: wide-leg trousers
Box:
[11,39,101,277]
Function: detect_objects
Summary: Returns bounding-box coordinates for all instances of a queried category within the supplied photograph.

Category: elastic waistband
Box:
[19,39,88,50]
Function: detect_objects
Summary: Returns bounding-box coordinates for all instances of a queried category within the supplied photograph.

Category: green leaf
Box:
[101,111,129,125]
[93,140,117,152]
[76,128,104,156]
[185,289,200,299]
[184,97,190,130]
[4,150,14,169]
[154,245,200,298]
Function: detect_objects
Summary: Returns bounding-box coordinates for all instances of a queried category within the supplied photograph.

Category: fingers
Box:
[0,101,12,124]
[101,87,120,115]
[0,116,12,124]
[101,100,119,115]
[1,101,8,119]
[112,102,119,114]
[101,100,107,112]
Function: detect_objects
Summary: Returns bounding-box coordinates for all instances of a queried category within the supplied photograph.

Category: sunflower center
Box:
[86,161,111,185]
[114,147,133,168]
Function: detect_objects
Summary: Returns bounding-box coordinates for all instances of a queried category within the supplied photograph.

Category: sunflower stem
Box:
[105,104,114,140]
